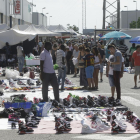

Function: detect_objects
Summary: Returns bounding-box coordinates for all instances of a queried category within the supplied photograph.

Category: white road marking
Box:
[122,96,140,107]
[72,134,140,140]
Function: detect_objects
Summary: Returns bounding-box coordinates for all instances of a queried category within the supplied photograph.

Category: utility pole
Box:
[103,0,120,29]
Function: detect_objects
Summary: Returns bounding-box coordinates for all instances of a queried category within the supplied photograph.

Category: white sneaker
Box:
[81,120,96,134]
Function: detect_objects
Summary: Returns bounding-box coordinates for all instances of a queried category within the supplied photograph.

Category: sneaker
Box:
[100,79,103,82]
[9,79,16,87]
[81,120,96,134]
[17,80,26,85]
[116,99,121,105]
[27,79,34,86]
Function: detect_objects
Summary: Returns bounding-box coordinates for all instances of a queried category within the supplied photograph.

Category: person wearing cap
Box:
[83,48,95,89]
[131,45,140,88]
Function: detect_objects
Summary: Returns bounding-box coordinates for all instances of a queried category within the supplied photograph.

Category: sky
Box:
[29,0,139,33]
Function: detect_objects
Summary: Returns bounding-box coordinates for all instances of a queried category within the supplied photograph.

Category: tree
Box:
[130,17,140,28]
[67,24,79,33]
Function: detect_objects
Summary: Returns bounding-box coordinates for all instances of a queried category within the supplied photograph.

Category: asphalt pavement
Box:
[0,72,140,140]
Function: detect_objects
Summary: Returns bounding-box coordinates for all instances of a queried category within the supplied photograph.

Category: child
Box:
[83,48,95,89]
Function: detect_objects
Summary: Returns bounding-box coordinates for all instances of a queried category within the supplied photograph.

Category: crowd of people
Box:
[39,39,140,104]
[0,38,140,104]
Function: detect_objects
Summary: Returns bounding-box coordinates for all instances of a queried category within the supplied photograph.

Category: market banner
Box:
[13,0,21,15]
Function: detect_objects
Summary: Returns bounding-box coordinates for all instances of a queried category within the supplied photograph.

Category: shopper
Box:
[17,42,24,75]
[129,43,136,67]
[66,43,74,74]
[108,45,123,102]
[78,46,88,89]
[2,42,11,66]
[83,48,95,89]
[131,45,140,88]
[38,40,43,54]
[56,45,66,90]
[97,43,105,82]
[52,44,58,64]
[92,47,101,89]
[40,42,59,102]
[72,44,80,77]
[106,52,124,98]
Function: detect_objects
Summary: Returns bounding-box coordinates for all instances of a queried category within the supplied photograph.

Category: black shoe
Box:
[100,79,103,82]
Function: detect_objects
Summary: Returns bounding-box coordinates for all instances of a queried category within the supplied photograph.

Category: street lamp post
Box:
[42,7,46,25]
[49,16,52,26]
[124,6,128,28]
[133,1,137,28]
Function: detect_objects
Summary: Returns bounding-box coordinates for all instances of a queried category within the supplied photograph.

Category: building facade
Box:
[0,0,32,28]
[32,12,47,27]
[110,10,140,29]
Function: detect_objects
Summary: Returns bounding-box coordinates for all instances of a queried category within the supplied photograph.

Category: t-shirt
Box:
[119,45,128,54]
[69,46,73,51]
[83,54,94,68]
[56,49,65,67]
[3,46,11,55]
[113,50,122,71]
[40,49,55,73]
[73,50,80,58]
[130,47,136,55]
[98,48,105,59]
[109,55,124,75]
[17,46,23,57]
[132,51,140,66]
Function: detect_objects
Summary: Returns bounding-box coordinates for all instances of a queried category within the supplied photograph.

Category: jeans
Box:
[100,63,104,73]
[42,73,59,102]
[67,59,74,74]
[17,56,24,73]
[113,71,121,99]
[58,66,66,89]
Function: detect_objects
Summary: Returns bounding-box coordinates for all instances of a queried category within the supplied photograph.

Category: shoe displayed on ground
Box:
[17,79,26,85]
[81,120,96,134]
[36,80,41,86]
[0,91,3,96]
[8,112,21,122]
[9,79,16,87]
[27,79,34,86]
[19,125,34,134]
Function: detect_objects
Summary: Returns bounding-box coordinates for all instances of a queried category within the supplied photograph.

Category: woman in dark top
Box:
[78,45,88,89]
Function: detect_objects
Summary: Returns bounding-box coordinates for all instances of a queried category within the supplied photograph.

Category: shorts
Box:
[135,66,140,75]
[74,63,79,69]
[85,66,94,78]
[100,63,104,73]
[108,74,115,87]
[94,65,100,69]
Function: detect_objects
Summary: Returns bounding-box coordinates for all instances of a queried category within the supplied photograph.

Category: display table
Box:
[26,59,40,66]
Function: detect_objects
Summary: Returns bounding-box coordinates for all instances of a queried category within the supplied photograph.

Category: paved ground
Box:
[0,72,140,140]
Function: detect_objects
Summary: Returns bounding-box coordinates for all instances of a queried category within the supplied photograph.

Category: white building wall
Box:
[0,0,32,27]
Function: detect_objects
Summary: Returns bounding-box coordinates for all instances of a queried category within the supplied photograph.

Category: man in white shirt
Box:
[17,42,24,75]
[72,44,80,77]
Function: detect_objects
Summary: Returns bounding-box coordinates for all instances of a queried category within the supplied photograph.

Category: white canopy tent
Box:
[12,24,29,31]
[24,24,60,37]
[0,29,36,49]
[53,25,70,34]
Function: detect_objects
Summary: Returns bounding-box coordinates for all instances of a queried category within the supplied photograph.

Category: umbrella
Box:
[100,31,132,40]
[129,36,140,44]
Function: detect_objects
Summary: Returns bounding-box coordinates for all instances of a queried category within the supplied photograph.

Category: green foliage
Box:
[67,24,79,33]
[130,17,140,28]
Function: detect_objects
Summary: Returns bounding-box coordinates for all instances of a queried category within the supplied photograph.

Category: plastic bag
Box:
[72,58,78,65]
[30,53,35,59]
[5,69,19,79]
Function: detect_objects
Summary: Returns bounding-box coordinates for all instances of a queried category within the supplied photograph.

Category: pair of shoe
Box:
[81,120,96,134]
